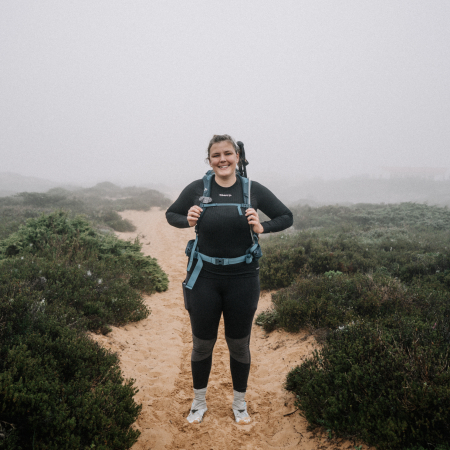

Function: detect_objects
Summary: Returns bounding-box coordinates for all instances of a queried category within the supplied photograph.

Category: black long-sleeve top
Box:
[166,176,293,277]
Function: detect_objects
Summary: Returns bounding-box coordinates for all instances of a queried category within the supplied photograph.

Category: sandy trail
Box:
[93,208,368,450]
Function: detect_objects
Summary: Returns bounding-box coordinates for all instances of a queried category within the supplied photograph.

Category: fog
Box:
[1,1,449,198]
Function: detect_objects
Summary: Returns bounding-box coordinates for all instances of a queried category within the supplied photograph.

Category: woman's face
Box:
[208,141,239,180]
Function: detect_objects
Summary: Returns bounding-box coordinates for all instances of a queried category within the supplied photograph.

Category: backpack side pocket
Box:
[185,239,195,257]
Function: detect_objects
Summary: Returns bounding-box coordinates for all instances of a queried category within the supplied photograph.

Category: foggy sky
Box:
[1,1,449,189]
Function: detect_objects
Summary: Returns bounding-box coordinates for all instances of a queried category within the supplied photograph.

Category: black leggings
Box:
[184,275,260,393]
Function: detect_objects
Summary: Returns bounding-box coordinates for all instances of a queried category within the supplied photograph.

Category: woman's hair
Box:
[207,134,249,177]
[207,134,239,156]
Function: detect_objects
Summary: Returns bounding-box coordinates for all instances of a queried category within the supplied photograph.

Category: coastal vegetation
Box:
[0,203,168,448]
[0,181,171,240]
[258,202,450,450]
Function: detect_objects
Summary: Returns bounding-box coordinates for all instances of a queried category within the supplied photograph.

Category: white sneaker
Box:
[187,407,207,424]
[233,402,251,424]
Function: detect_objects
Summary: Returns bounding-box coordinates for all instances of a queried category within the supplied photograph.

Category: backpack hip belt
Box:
[184,170,262,290]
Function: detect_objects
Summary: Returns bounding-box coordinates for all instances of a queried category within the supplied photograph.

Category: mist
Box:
[1,1,449,199]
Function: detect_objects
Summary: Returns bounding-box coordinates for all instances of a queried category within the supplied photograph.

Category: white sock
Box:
[191,387,207,411]
[232,390,246,411]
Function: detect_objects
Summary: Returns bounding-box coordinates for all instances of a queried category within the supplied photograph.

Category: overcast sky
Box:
[1,1,449,188]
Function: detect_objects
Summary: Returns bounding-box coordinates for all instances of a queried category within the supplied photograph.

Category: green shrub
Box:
[0,256,149,332]
[0,182,171,238]
[112,190,171,211]
[0,202,41,240]
[0,210,170,448]
[97,210,136,232]
[0,212,168,331]
[258,273,410,332]
[285,318,450,449]
[254,309,279,332]
[257,203,450,449]
[259,226,450,290]
[0,211,168,291]
[0,290,141,449]
[258,237,308,289]
[291,202,450,231]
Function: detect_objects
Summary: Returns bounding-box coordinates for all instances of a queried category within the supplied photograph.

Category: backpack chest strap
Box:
[200,202,251,216]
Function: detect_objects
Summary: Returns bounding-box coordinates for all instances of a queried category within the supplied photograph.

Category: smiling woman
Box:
[165,134,293,426]
[208,140,239,186]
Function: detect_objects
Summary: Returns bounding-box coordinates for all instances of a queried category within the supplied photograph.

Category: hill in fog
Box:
[4,170,450,207]
[0,172,79,197]
[261,175,450,207]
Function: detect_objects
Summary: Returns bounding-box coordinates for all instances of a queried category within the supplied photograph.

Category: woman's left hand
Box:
[245,208,264,234]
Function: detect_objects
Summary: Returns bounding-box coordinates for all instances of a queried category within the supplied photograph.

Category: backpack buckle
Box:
[214,258,224,265]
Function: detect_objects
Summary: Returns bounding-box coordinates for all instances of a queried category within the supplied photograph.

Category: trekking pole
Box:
[236,141,248,178]
[237,141,255,241]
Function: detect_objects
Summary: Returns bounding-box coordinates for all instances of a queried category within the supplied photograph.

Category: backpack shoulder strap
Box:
[196,170,214,229]
[237,173,251,206]
[202,170,214,198]
[246,176,258,244]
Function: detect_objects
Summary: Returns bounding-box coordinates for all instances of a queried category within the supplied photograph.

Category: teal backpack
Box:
[184,170,262,289]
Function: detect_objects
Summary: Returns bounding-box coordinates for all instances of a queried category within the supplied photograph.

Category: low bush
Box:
[112,190,171,211]
[0,288,141,449]
[254,308,280,332]
[291,202,450,231]
[258,237,308,290]
[259,226,450,290]
[258,272,410,332]
[285,318,450,449]
[0,255,149,332]
[97,210,136,232]
[0,212,168,330]
[0,182,171,238]
[0,211,168,290]
[258,202,450,448]
[0,211,169,448]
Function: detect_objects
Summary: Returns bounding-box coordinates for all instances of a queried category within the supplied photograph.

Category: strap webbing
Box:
[240,176,250,204]
[185,255,204,289]
[185,251,251,290]
[202,170,214,197]
[187,235,198,271]
[201,202,251,216]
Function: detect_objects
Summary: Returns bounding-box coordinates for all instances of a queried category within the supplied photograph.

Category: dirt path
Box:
[93,208,368,450]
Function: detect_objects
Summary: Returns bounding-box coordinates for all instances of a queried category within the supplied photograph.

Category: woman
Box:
[166,134,293,424]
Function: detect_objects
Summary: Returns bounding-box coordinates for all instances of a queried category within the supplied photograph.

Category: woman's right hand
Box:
[187,205,203,227]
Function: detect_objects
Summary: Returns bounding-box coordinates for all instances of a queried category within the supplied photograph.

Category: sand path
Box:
[93,208,368,450]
